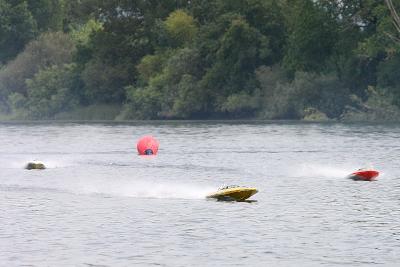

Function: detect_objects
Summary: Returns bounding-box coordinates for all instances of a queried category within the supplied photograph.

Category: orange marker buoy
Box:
[137,136,159,155]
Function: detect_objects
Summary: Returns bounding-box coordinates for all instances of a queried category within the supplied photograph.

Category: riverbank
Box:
[2,100,400,122]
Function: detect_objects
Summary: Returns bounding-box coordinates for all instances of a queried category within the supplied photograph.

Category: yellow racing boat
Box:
[206,185,258,201]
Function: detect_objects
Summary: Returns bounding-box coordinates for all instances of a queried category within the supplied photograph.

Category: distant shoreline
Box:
[0,119,398,125]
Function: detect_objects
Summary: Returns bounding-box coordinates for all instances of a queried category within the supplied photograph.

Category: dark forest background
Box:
[1,0,400,121]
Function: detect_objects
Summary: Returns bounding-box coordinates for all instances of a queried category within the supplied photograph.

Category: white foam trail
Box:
[2,174,215,200]
[40,158,78,168]
[3,158,216,199]
[78,179,215,200]
[295,163,356,178]
[5,158,74,169]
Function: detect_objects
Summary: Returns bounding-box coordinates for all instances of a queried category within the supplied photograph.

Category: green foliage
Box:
[259,81,303,120]
[198,14,270,108]
[7,92,28,118]
[258,67,349,119]
[216,17,269,88]
[81,60,129,103]
[23,64,79,119]
[377,54,400,89]
[356,1,396,58]
[164,10,198,47]
[341,87,400,122]
[55,104,121,120]
[0,31,75,99]
[138,48,205,118]
[122,48,203,119]
[302,107,330,122]
[70,19,103,45]
[218,90,261,117]
[214,0,286,64]
[73,1,180,108]
[63,0,99,27]
[136,52,172,83]
[121,85,162,120]
[2,0,400,121]
[170,74,203,118]
[27,0,66,31]
[283,0,338,73]
[0,0,68,63]
[83,0,179,65]
[0,0,38,63]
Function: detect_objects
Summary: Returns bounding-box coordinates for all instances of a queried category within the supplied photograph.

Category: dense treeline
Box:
[1,0,400,121]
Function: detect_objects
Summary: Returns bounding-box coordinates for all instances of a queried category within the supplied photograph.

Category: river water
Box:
[0,121,399,266]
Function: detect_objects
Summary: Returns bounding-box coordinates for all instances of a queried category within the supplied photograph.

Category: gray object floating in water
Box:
[25,161,46,170]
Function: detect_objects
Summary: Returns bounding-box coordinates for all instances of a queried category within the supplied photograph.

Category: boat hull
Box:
[206,187,258,201]
[25,162,46,170]
[348,170,379,181]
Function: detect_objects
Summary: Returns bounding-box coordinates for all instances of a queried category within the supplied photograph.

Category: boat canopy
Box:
[218,185,241,190]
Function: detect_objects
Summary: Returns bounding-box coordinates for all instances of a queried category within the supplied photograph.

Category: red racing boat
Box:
[348,168,379,181]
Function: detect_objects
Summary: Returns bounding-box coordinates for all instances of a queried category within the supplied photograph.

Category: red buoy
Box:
[348,169,379,181]
[137,136,159,155]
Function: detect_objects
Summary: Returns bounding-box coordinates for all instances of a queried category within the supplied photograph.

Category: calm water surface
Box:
[0,121,399,266]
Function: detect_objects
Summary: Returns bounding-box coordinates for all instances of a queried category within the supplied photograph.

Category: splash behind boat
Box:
[348,168,379,181]
[206,185,258,201]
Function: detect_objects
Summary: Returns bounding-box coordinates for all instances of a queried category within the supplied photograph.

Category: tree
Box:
[81,59,129,103]
[0,31,75,98]
[200,15,270,105]
[123,48,204,119]
[27,0,66,31]
[215,0,286,64]
[283,0,338,73]
[385,0,400,41]
[0,0,69,63]
[164,10,198,47]
[24,64,79,118]
[75,1,184,106]
[0,0,37,63]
